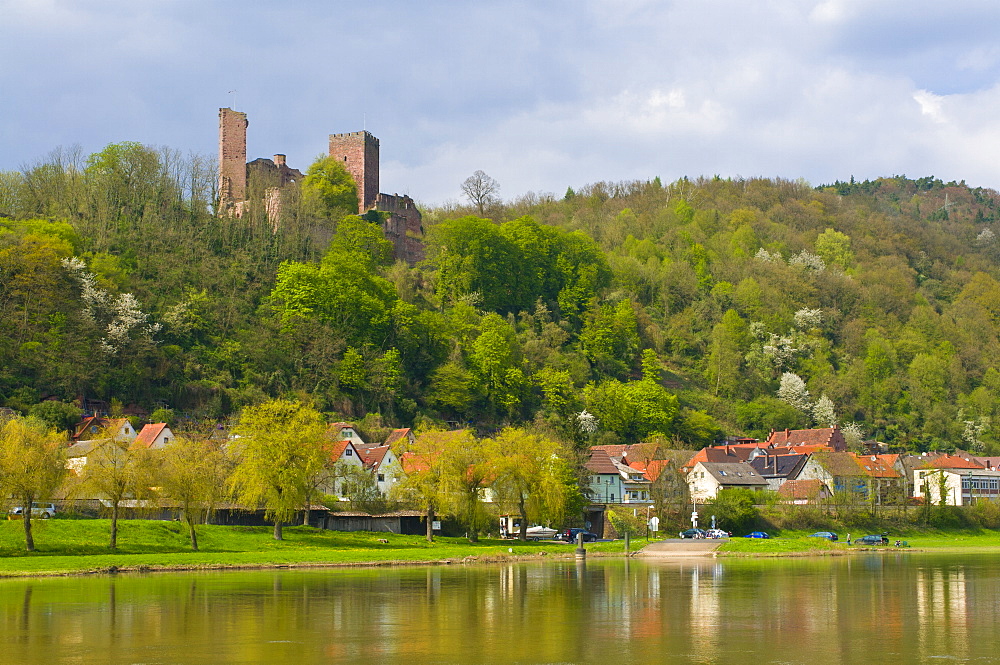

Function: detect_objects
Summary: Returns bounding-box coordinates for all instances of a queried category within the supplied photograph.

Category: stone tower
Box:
[328,130,379,213]
[218,108,248,207]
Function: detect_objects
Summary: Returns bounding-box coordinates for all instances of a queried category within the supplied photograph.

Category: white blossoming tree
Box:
[812,394,837,428]
[777,372,812,412]
[62,257,160,356]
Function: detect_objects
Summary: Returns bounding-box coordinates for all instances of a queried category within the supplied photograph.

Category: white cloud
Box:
[4,1,1000,204]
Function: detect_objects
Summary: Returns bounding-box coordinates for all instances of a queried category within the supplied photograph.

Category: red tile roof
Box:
[384,428,412,447]
[765,427,847,452]
[629,459,670,482]
[778,479,827,500]
[922,454,986,470]
[400,451,431,474]
[586,449,620,475]
[851,453,900,478]
[133,423,168,448]
[360,444,391,470]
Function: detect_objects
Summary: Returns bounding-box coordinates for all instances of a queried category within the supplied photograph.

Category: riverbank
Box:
[0,519,610,578]
[3,521,999,578]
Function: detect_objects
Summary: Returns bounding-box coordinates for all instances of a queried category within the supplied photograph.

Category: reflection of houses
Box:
[686,461,768,502]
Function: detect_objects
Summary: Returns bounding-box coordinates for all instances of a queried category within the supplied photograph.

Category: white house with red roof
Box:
[133,423,174,449]
[72,416,137,443]
[319,439,365,498]
[912,454,1000,505]
[384,427,415,450]
[359,444,402,495]
[328,422,366,448]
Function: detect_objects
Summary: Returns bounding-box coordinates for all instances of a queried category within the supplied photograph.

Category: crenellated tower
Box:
[328,130,380,213]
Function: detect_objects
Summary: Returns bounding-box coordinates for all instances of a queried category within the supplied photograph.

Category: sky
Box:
[3,0,1000,206]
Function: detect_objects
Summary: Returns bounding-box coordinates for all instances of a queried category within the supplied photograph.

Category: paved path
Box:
[637,539,725,557]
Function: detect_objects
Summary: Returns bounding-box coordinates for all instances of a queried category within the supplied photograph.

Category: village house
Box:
[133,423,174,449]
[358,444,402,496]
[777,479,832,504]
[317,439,365,498]
[686,461,768,502]
[912,454,996,505]
[72,416,136,443]
[585,449,626,504]
[748,452,808,491]
[765,426,847,452]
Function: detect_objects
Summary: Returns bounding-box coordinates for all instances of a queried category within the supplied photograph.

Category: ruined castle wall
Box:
[375,192,425,263]
[218,108,248,207]
[328,131,379,213]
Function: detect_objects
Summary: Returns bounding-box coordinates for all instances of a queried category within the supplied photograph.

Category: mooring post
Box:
[575,531,586,560]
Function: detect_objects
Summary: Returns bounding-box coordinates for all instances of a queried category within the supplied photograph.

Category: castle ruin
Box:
[217,108,424,263]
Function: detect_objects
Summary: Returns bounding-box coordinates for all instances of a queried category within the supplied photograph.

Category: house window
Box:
[163,438,169,445]
[610,494,615,502]
[346,449,353,456]
[377,474,385,482]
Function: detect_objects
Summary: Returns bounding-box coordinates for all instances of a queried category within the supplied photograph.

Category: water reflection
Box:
[2,555,1000,664]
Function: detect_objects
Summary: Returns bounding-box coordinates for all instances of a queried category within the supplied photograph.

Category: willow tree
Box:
[228,400,328,540]
[156,436,230,550]
[488,428,573,541]
[82,427,154,550]
[0,416,66,552]
[391,430,456,542]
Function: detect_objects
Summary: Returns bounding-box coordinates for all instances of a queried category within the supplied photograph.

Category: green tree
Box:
[391,430,454,542]
[488,428,574,540]
[0,417,66,551]
[229,400,329,540]
[81,428,155,550]
[27,400,82,434]
[584,376,678,441]
[705,309,748,397]
[301,156,359,219]
[156,436,229,550]
[814,228,854,270]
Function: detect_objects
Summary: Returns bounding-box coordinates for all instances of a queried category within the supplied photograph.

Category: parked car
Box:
[679,528,706,539]
[705,529,730,539]
[743,531,771,539]
[854,534,889,546]
[524,526,558,541]
[559,528,598,543]
[8,502,57,519]
[808,531,838,541]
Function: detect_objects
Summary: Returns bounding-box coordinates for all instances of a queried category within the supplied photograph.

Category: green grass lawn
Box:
[714,528,1000,555]
[0,518,583,576]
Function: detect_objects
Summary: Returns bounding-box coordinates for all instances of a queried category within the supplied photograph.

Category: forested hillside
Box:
[4,141,1000,454]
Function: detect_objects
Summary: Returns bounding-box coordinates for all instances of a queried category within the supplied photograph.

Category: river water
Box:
[0,553,997,664]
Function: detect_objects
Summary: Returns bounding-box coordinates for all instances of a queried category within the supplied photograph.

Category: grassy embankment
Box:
[0,519,588,577]
[713,528,1000,555]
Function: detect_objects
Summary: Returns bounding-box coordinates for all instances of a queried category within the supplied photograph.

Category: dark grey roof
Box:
[698,462,769,486]
[749,453,808,479]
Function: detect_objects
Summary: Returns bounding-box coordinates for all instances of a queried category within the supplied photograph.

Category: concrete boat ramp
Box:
[637,539,724,557]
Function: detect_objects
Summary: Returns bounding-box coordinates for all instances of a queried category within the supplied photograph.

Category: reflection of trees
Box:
[0,558,989,662]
